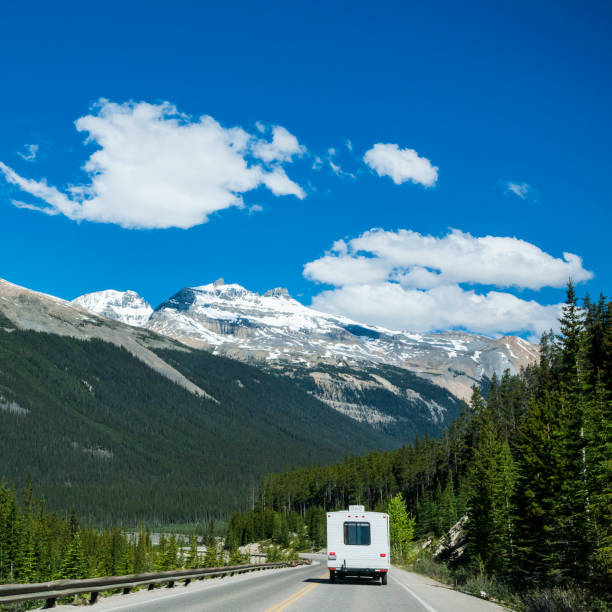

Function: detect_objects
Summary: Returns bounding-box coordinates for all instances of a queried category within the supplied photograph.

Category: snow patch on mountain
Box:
[72,290,153,327]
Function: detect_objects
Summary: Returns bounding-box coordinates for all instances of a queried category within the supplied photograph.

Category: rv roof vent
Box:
[348,505,365,512]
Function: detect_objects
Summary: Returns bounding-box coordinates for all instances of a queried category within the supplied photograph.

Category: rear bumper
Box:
[329,567,388,577]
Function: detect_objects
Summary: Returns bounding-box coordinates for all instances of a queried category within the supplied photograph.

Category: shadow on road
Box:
[303,578,381,586]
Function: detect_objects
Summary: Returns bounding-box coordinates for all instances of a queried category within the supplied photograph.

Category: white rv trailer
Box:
[326,505,390,584]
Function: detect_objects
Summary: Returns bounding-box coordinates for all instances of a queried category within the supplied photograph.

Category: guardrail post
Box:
[148,583,156,590]
[90,591,99,604]
[43,596,56,608]
[167,580,175,588]
[122,587,131,594]
[184,578,191,586]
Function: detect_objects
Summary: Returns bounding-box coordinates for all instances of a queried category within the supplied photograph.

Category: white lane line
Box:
[390,574,438,612]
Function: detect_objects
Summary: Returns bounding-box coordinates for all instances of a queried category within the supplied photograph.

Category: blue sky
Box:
[1,0,610,337]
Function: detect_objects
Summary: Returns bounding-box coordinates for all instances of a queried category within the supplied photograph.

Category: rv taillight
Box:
[329,552,336,556]
[380,553,387,557]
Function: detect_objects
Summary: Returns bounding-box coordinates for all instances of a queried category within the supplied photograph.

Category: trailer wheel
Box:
[329,570,336,583]
[381,573,387,585]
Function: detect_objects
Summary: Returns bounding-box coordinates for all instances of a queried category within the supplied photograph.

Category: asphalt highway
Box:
[53,555,508,611]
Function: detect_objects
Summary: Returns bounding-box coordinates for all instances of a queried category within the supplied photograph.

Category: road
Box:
[54,556,508,612]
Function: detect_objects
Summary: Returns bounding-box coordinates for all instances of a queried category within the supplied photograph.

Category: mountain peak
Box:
[191,281,252,297]
[263,287,291,298]
[72,290,153,327]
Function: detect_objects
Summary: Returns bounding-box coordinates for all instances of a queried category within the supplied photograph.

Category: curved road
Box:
[54,556,508,611]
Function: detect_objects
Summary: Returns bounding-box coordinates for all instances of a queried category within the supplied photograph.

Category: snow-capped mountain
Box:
[72,279,539,403]
[3,276,541,439]
[72,290,153,327]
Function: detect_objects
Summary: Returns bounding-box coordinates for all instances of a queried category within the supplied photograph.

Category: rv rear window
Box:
[343,522,371,546]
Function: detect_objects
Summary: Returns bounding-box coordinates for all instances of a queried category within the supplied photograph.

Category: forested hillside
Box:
[0,314,397,524]
[227,285,611,605]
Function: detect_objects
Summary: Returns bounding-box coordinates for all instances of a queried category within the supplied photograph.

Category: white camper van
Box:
[326,505,390,584]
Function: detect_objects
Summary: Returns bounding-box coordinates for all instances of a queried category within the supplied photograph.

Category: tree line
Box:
[227,284,611,602]
[0,479,251,588]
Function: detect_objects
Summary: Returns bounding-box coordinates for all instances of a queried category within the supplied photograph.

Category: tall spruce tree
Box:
[466,405,515,575]
[58,532,87,580]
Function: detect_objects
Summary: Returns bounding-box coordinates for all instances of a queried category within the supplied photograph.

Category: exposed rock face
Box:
[435,515,468,563]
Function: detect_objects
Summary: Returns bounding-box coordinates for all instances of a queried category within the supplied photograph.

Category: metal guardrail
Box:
[0,560,311,608]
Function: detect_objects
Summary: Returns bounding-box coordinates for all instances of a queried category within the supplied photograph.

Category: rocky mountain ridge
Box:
[70,280,539,438]
[73,279,539,403]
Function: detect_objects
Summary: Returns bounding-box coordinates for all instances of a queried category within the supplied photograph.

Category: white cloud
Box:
[303,228,593,336]
[0,100,306,229]
[261,167,305,198]
[363,143,438,186]
[505,181,533,200]
[311,283,562,337]
[326,148,355,178]
[329,160,342,175]
[304,228,592,290]
[17,144,39,162]
[251,125,306,163]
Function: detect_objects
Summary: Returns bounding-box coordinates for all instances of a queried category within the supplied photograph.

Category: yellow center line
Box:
[264,573,328,612]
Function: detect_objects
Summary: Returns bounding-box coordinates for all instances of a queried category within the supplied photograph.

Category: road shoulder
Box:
[390,565,512,612]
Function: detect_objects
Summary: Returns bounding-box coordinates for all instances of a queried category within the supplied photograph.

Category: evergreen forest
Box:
[225,284,611,606]
[0,316,396,524]
[0,477,256,590]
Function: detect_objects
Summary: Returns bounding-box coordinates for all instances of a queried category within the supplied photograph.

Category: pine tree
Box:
[438,476,458,534]
[185,535,199,569]
[203,538,218,568]
[466,407,515,575]
[555,282,591,580]
[68,507,79,539]
[21,527,37,583]
[583,374,612,580]
[229,546,244,565]
[162,534,178,571]
[558,279,583,386]
[155,535,167,571]
[512,393,564,585]
[133,527,149,573]
[58,532,87,580]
